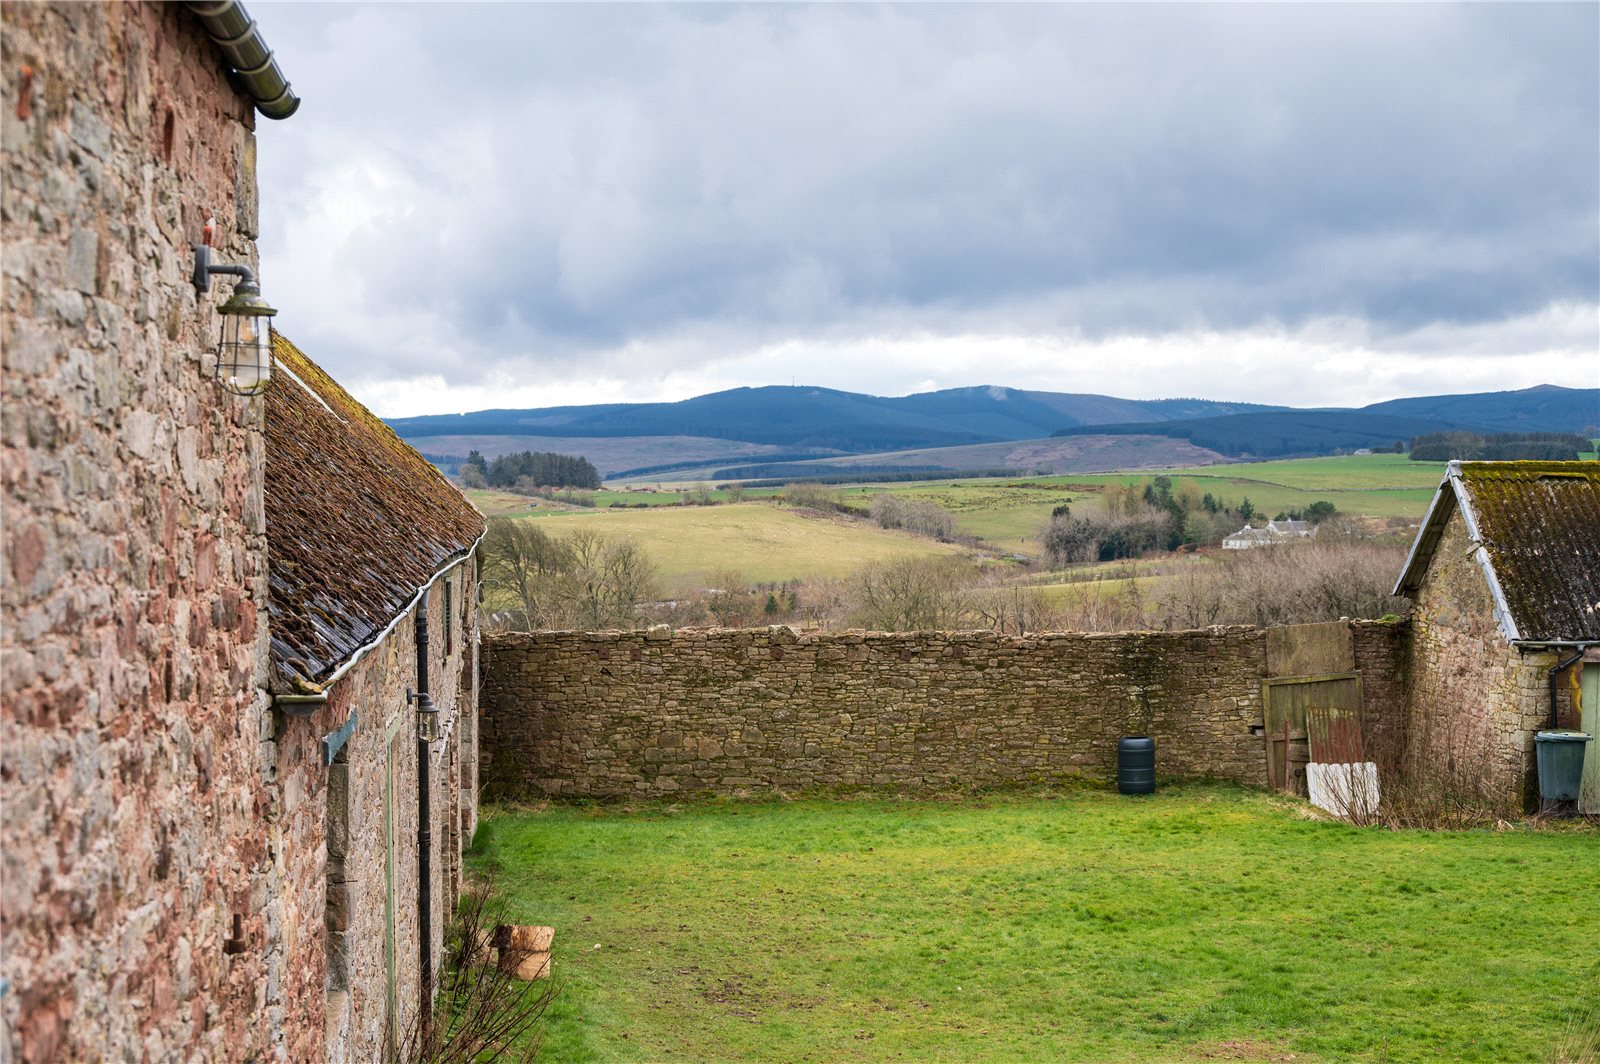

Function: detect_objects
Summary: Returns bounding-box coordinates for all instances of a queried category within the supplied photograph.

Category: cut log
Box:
[493,924,555,980]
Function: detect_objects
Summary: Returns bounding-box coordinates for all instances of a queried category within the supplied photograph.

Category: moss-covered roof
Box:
[264,333,485,692]
[1395,460,1600,642]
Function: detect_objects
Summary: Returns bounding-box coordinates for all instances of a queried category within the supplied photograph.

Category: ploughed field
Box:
[471,785,1598,1063]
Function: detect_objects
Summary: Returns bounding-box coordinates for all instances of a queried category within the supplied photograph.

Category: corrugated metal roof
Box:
[264,333,486,693]
[1395,460,1600,643]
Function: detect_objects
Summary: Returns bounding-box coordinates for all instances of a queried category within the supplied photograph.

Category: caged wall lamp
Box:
[193,230,277,396]
[408,687,440,744]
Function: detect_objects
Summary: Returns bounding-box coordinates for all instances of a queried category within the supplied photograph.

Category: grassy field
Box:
[516,503,967,593]
[823,455,1444,557]
[837,480,1085,557]
[473,786,1599,1063]
[1036,454,1446,521]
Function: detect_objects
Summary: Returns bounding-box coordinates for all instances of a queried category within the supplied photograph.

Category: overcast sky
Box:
[254,2,1599,418]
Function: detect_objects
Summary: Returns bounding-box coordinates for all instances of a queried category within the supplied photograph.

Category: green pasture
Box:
[521,503,966,593]
[473,786,1599,1063]
[469,455,1451,577]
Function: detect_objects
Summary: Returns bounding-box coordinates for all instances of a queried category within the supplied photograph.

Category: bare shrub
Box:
[783,482,842,511]
[1042,507,1171,565]
[703,570,766,628]
[1158,557,1227,629]
[1044,572,1151,633]
[401,876,554,1063]
[680,483,715,506]
[1362,696,1510,830]
[1152,540,1408,630]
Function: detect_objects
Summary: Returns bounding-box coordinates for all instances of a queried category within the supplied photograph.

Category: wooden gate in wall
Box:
[1262,674,1362,796]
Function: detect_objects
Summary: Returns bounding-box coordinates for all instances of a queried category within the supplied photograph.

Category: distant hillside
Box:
[1054,412,1460,458]
[1051,386,1599,458]
[1361,384,1600,433]
[390,382,1596,473]
[397,434,800,476]
[387,386,1280,453]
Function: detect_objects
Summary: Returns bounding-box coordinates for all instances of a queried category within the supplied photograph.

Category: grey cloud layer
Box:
[255,2,1598,392]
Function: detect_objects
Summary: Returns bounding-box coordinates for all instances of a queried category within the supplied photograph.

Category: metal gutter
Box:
[272,530,486,714]
[184,0,301,120]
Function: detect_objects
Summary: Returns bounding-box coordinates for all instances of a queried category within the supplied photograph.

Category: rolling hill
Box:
[385,386,1279,454]
[390,382,1598,479]
[1051,385,1599,458]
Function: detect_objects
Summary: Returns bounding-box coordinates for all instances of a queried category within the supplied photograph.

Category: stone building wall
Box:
[1404,510,1572,810]
[0,5,274,1060]
[304,558,480,1063]
[481,622,1408,799]
[1349,619,1410,760]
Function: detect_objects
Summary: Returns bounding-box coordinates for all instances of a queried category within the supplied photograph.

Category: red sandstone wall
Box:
[1,4,271,1060]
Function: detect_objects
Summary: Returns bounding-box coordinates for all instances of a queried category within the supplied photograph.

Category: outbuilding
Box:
[1394,460,1599,812]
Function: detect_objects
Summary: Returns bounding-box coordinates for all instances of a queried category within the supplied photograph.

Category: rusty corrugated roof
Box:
[1395,460,1600,642]
[264,333,485,692]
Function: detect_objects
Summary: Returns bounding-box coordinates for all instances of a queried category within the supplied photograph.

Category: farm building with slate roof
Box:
[262,332,487,1059]
[0,2,486,1053]
[1396,461,1600,812]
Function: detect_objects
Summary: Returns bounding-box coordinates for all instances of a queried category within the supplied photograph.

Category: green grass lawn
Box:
[471,786,1598,1063]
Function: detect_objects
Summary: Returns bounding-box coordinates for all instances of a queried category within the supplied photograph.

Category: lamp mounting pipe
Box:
[192,244,257,294]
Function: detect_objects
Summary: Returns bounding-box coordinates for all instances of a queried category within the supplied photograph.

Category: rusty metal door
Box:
[1263,675,1361,796]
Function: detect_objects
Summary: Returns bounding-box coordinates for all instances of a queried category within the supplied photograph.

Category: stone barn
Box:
[1,3,484,1060]
[1394,460,1600,813]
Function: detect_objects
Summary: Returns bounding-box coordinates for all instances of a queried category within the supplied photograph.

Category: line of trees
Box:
[1407,432,1590,462]
[869,495,957,540]
[463,450,602,491]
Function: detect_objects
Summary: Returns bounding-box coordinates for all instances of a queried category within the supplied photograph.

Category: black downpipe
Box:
[415,607,433,1037]
[1548,648,1586,730]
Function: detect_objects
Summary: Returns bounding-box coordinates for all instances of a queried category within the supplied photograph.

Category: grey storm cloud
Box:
[253,2,1598,396]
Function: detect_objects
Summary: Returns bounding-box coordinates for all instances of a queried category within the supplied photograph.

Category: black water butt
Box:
[1117,736,1156,795]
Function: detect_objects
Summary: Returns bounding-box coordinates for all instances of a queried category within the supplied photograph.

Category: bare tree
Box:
[968,576,1060,635]
[560,529,658,630]
[480,519,573,629]
[850,556,974,630]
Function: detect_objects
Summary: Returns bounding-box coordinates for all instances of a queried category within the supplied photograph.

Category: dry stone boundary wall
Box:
[481,622,1406,798]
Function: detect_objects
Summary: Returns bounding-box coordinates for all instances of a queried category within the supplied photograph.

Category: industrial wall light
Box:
[408,687,440,744]
[193,242,277,396]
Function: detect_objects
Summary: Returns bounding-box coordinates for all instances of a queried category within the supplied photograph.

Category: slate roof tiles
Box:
[1396,460,1600,643]
[264,332,485,692]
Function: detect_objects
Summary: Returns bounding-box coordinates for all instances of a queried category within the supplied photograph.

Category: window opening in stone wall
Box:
[444,577,452,653]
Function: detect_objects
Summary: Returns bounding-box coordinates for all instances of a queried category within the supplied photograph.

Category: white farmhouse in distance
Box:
[1223,520,1317,549]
